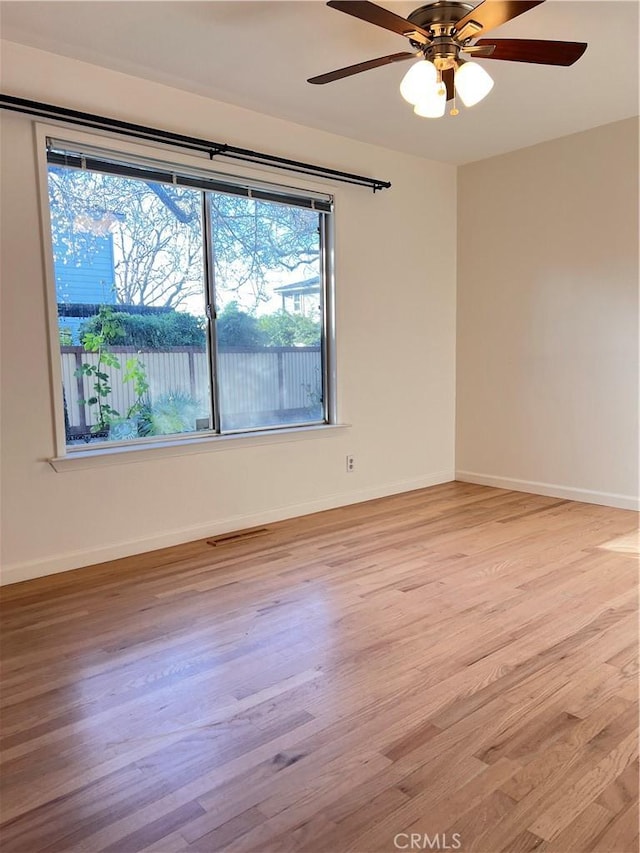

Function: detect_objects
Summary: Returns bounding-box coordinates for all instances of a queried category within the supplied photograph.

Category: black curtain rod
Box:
[0,94,391,193]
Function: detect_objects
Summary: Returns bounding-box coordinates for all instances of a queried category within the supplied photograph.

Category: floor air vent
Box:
[207,527,270,547]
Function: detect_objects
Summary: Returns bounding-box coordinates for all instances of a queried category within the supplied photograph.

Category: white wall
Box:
[456,118,639,509]
[0,41,457,584]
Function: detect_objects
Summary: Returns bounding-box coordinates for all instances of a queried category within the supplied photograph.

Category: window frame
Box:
[35,123,338,460]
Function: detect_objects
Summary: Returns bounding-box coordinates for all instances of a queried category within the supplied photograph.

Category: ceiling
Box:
[1,1,638,164]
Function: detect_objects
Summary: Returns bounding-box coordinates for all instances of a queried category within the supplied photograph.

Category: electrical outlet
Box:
[346,455,355,473]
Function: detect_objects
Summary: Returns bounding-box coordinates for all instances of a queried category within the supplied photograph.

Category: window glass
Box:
[49,165,211,445]
[209,194,323,432]
[46,149,331,450]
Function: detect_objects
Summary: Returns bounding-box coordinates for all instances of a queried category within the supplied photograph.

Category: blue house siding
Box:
[55,233,116,343]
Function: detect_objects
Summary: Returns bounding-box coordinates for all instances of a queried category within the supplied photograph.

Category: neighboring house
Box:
[54,232,116,343]
[274,276,320,319]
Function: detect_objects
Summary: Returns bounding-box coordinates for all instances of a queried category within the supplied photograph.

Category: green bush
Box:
[217,303,321,347]
[216,301,265,348]
[258,311,320,346]
[80,310,206,348]
[138,392,199,436]
[79,303,321,350]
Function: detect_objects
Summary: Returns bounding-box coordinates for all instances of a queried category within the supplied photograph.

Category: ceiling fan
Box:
[308,1,587,117]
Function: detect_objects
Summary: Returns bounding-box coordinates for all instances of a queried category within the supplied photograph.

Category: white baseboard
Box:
[456,470,640,512]
[1,470,454,586]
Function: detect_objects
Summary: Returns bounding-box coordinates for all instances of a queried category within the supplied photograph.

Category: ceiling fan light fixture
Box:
[313,1,588,121]
[399,59,438,105]
[413,85,447,118]
[454,61,494,107]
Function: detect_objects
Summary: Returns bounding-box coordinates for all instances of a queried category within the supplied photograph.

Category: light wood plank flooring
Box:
[1,482,638,853]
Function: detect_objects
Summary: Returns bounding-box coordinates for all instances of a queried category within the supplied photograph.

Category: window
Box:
[44,140,334,451]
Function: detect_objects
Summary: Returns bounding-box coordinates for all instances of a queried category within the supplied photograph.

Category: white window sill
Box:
[48,423,350,472]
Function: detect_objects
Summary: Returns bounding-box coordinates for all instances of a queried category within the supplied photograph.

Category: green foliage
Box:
[79,310,206,348]
[258,311,320,347]
[79,304,321,351]
[59,326,73,346]
[216,302,265,348]
[122,356,150,420]
[74,302,321,440]
[216,303,320,348]
[107,417,140,441]
[75,307,122,431]
[139,392,199,437]
[75,306,150,433]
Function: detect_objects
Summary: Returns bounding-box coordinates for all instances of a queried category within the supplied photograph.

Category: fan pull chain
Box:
[450,68,459,116]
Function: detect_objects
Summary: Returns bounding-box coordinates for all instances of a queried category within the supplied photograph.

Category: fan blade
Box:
[462,44,496,56]
[308,51,415,84]
[442,68,455,101]
[474,38,587,65]
[455,1,545,40]
[326,1,432,44]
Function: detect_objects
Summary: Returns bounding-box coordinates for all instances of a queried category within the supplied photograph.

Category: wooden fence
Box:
[61,345,322,433]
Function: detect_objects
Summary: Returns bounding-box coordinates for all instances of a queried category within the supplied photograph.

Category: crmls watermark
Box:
[393,832,462,850]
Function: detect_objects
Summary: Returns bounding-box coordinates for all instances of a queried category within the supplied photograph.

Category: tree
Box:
[216,302,265,348]
[80,310,206,348]
[210,195,319,307]
[48,166,320,312]
[258,311,320,346]
[49,168,203,310]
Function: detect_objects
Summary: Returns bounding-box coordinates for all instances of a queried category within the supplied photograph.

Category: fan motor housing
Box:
[407,1,475,35]
[408,1,476,67]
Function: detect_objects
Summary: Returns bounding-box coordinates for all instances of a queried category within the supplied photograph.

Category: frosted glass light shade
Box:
[413,84,446,118]
[400,60,438,105]
[454,62,494,107]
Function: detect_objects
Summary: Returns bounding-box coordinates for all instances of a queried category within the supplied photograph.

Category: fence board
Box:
[61,346,322,431]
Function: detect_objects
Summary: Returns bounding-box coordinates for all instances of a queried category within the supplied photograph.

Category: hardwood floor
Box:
[0,482,638,853]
